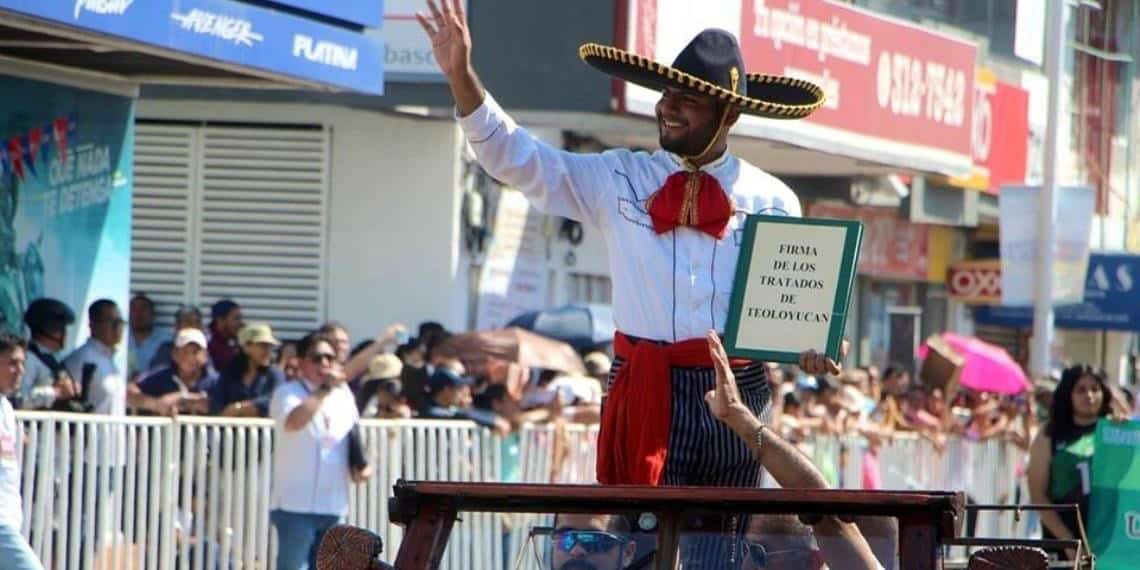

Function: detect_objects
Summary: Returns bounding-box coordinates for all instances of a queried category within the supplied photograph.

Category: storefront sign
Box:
[369,0,469,80]
[0,75,133,346]
[623,0,977,174]
[947,260,1002,304]
[743,0,975,158]
[258,0,383,28]
[949,69,1030,193]
[974,253,1140,331]
[1000,185,1094,306]
[808,201,928,281]
[0,0,385,93]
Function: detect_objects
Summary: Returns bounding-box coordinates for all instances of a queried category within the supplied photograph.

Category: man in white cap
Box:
[129,328,217,416]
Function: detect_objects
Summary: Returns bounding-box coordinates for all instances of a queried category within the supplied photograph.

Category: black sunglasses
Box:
[553,530,625,554]
[308,352,336,364]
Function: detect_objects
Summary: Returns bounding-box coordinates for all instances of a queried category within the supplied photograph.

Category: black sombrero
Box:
[579,28,824,120]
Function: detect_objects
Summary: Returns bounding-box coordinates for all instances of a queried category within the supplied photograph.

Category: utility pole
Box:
[1030,0,1067,379]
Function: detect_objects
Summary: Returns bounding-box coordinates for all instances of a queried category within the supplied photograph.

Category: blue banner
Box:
[258,0,383,29]
[974,252,1140,330]
[0,0,384,94]
[1,74,133,352]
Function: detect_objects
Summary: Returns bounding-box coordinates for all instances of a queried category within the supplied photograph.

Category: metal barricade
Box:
[351,420,504,570]
[18,411,175,570]
[170,416,275,570]
[15,412,1028,569]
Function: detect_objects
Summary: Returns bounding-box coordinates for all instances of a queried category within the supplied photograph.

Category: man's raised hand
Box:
[416,0,471,77]
[705,330,757,435]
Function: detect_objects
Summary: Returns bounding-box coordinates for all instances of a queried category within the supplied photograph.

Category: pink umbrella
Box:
[918,332,1030,395]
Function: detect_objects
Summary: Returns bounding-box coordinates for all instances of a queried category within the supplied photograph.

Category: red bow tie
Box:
[646,171,734,239]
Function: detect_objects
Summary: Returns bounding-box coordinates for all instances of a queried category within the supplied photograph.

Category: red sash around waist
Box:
[596,331,750,485]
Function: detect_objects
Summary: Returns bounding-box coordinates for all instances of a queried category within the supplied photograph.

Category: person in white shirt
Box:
[417,1,841,489]
[0,332,45,570]
[62,299,129,556]
[63,299,128,418]
[269,332,367,570]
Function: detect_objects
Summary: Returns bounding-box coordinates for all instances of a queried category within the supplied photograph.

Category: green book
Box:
[723,215,863,364]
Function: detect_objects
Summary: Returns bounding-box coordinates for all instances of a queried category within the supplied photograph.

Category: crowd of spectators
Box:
[3,293,615,569]
[768,363,1051,454]
[5,294,1140,569]
[9,293,609,439]
[13,293,1139,445]
[769,362,1126,462]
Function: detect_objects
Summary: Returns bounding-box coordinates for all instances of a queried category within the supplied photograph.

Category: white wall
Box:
[136,99,466,343]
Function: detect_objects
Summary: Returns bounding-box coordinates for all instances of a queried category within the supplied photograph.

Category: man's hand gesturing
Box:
[416,0,485,115]
[416,0,470,77]
[705,330,758,436]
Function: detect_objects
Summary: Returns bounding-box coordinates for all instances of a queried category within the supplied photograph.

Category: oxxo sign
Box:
[947,260,1001,304]
[949,256,1133,305]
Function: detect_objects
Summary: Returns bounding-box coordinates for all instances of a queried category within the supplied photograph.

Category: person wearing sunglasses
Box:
[740,515,824,570]
[269,331,367,570]
[550,513,636,570]
[62,298,127,418]
[61,299,131,557]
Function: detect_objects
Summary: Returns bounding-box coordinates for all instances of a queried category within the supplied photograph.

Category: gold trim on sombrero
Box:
[578,42,825,119]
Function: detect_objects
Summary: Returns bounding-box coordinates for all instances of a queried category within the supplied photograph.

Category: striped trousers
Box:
[607,357,773,568]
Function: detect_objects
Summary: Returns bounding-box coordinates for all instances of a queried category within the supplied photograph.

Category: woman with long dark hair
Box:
[210,323,286,417]
[1027,364,1116,551]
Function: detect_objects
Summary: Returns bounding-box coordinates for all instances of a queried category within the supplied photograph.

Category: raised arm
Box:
[704,331,879,569]
[343,323,406,380]
[417,0,610,223]
[416,0,484,116]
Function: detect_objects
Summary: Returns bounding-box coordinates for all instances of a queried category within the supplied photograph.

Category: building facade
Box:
[0,0,384,360]
[124,1,1138,382]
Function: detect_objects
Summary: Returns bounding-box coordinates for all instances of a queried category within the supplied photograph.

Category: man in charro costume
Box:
[418,0,839,484]
[416,2,877,565]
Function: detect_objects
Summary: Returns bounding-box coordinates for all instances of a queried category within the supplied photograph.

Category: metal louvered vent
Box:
[131,122,329,340]
[130,124,199,331]
[197,126,329,340]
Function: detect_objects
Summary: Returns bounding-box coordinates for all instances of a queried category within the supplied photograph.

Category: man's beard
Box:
[658,121,719,157]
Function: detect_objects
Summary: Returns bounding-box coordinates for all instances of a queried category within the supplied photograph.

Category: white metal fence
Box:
[15,412,1029,569]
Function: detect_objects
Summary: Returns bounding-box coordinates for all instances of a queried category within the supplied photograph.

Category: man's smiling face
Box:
[655,87,726,157]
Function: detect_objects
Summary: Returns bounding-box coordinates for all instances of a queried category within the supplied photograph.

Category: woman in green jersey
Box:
[1028,364,1116,555]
